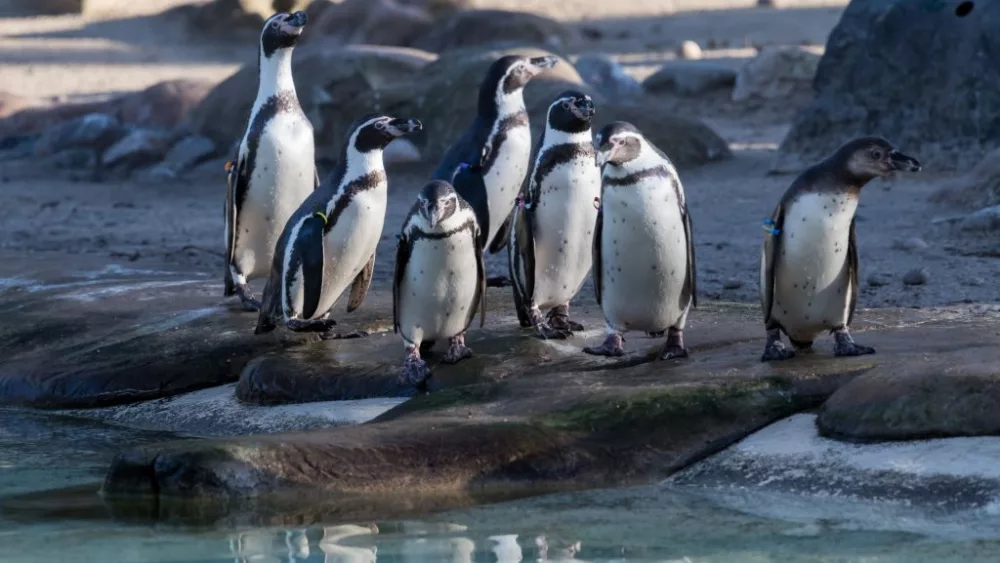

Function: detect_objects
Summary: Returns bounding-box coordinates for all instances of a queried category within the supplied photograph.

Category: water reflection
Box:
[225,524,584,563]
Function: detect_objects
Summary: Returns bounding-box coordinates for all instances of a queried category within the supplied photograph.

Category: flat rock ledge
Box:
[101,303,1000,512]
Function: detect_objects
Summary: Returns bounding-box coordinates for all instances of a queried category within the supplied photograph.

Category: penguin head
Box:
[417,180,460,229]
[836,136,922,181]
[547,91,596,133]
[349,114,423,153]
[479,54,559,114]
[594,121,644,168]
[259,11,308,58]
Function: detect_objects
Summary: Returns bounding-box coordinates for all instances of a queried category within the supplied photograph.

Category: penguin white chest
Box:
[531,158,602,309]
[236,112,315,278]
[310,187,387,318]
[769,192,858,341]
[600,181,691,333]
[483,125,532,244]
[398,232,480,344]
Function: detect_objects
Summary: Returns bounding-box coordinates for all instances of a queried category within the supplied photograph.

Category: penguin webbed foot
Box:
[760,327,796,362]
[400,354,431,388]
[833,329,875,357]
[547,307,584,332]
[320,330,370,341]
[236,284,261,312]
[536,323,573,340]
[647,331,665,338]
[285,318,338,333]
[583,333,625,357]
[659,328,689,361]
[441,334,473,364]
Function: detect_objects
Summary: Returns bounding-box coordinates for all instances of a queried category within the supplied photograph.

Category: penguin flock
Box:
[224,11,923,387]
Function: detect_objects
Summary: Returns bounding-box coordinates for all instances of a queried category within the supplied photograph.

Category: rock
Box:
[102,129,174,170]
[189,45,436,153]
[732,45,820,102]
[891,237,929,251]
[866,272,891,288]
[643,61,737,96]
[158,135,217,172]
[183,0,312,35]
[964,277,986,287]
[678,40,703,60]
[383,138,421,165]
[774,0,1000,174]
[412,9,580,54]
[112,80,214,131]
[818,360,1000,441]
[0,91,37,120]
[902,267,928,286]
[309,0,439,48]
[31,113,127,158]
[0,259,332,409]
[931,148,1000,208]
[959,205,1000,232]
[45,148,97,169]
[722,278,742,290]
[572,54,642,99]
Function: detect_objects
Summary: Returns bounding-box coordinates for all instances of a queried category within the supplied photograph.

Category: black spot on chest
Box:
[528,142,596,203]
[482,112,529,175]
[236,91,303,213]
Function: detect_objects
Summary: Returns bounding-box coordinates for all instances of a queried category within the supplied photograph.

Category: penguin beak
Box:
[425,202,444,228]
[277,11,307,35]
[595,143,617,168]
[889,150,922,172]
[386,118,423,137]
[527,56,559,76]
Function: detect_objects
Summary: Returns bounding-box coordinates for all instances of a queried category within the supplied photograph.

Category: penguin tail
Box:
[223,273,236,297]
[254,315,277,335]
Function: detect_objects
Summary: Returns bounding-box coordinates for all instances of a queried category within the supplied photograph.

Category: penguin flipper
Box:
[471,227,488,329]
[487,211,514,254]
[592,208,603,307]
[452,164,491,249]
[682,204,697,309]
[760,203,786,326]
[347,252,376,313]
[512,204,535,307]
[224,154,248,295]
[314,167,321,190]
[254,265,282,334]
[297,215,327,321]
[846,217,859,327]
[393,235,410,333]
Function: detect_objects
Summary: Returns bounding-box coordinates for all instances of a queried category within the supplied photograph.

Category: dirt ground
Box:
[1,0,997,311]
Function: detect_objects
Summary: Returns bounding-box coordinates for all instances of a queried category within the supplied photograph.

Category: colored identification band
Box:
[224,161,234,172]
[314,211,329,226]
[762,219,780,236]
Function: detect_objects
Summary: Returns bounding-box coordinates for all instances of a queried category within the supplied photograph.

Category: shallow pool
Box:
[3,409,1000,562]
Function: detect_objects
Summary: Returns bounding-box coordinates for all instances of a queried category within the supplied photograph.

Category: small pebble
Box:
[891,237,929,251]
[678,40,703,60]
[902,268,929,286]
[866,273,891,287]
[722,278,742,290]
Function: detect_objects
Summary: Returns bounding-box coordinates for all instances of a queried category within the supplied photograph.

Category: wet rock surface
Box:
[818,359,1000,441]
[100,300,1000,502]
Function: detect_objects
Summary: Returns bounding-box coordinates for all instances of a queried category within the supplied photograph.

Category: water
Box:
[3,409,1000,562]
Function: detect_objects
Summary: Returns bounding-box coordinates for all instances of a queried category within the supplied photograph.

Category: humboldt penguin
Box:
[759,136,921,361]
[224,11,317,312]
[254,114,423,334]
[433,54,559,257]
[584,121,697,359]
[508,90,600,339]
[393,178,487,387]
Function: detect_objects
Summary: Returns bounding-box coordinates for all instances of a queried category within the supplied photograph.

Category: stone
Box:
[678,40,703,60]
[722,278,743,290]
[817,359,1000,441]
[308,0,439,48]
[891,237,929,251]
[183,0,313,35]
[732,45,820,102]
[931,148,1000,208]
[31,113,127,158]
[102,129,174,170]
[0,258,333,409]
[964,277,986,287]
[158,135,217,173]
[98,302,1000,501]
[643,61,738,96]
[572,54,642,99]
[112,80,214,131]
[902,267,929,286]
[412,9,580,54]
[189,45,436,154]
[44,148,96,169]
[959,205,1000,232]
[0,91,37,120]
[774,0,1000,174]
[866,272,891,288]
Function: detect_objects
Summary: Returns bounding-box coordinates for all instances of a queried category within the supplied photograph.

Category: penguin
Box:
[432,54,559,258]
[584,121,697,359]
[759,136,921,362]
[254,114,423,334]
[393,178,487,387]
[508,90,600,339]
[224,11,317,312]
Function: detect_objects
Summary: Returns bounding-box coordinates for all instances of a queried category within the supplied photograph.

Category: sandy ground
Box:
[1,0,998,311]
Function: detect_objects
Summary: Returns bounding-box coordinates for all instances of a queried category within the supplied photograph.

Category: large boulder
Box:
[307,0,470,48]
[411,9,581,54]
[180,0,313,36]
[188,45,436,157]
[731,46,820,102]
[774,0,1000,173]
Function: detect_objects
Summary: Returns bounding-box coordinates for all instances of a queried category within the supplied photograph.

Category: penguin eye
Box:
[270,21,280,29]
[561,100,571,110]
[374,121,386,131]
[870,148,884,160]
